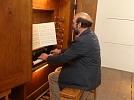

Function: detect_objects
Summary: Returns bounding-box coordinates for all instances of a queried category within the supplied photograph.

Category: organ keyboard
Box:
[32,45,54,67]
[33,59,43,65]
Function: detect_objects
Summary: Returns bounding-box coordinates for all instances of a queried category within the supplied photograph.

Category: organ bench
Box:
[60,88,96,100]
[55,67,97,100]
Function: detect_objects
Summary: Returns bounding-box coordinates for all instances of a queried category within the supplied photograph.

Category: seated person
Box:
[38,12,101,100]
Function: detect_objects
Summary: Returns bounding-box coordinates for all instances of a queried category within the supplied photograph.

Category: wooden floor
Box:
[86,67,134,100]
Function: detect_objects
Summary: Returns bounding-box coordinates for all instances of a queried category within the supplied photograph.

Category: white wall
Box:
[95,0,134,72]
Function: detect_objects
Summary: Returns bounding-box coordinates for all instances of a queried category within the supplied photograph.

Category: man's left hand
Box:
[38,53,48,61]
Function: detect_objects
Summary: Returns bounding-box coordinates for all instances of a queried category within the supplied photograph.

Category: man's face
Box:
[72,18,80,35]
[73,24,80,35]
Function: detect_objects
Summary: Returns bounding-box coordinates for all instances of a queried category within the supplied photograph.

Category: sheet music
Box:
[33,24,41,49]
[32,22,57,49]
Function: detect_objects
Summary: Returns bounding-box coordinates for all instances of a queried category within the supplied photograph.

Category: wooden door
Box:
[0,0,32,93]
[76,0,98,31]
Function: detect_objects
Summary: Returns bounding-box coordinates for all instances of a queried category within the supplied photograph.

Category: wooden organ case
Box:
[7,0,74,100]
[0,0,32,99]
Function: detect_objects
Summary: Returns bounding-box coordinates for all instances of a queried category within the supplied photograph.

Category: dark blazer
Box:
[47,28,101,91]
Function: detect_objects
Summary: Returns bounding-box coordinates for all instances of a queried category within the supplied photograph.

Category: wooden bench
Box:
[54,67,97,100]
[0,89,11,100]
[60,88,83,100]
[60,88,96,100]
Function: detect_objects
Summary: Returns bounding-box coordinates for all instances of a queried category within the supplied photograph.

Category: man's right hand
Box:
[50,48,61,55]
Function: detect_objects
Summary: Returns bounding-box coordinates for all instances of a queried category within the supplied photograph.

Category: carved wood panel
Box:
[0,0,32,93]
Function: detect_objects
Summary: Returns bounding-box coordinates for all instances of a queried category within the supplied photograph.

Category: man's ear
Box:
[77,22,81,28]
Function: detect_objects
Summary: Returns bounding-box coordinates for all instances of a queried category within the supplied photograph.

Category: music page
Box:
[32,22,57,50]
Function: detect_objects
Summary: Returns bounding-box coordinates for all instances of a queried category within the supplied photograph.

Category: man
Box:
[38,12,101,100]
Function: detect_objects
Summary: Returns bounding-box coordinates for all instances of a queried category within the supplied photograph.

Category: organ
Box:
[0,0,97,99]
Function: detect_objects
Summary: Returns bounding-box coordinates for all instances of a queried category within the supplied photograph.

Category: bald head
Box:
[73,12,93,28]
[75,12,93,22]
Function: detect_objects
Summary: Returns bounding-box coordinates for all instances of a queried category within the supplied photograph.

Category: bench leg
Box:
[90,89,96,100]
[80,91,89,100]
[94,89,96,100]
[80,89,97,100]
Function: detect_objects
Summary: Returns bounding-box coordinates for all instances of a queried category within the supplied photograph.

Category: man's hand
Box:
[38,53,48,61]
[50,48,61,55]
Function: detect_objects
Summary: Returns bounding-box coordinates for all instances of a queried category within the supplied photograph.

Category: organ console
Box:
[7,0,74,100]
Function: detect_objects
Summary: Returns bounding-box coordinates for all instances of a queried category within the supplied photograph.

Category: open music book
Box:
[32,22,57,50]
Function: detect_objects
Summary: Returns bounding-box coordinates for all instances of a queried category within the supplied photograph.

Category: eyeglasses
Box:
[72,21,77,25]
